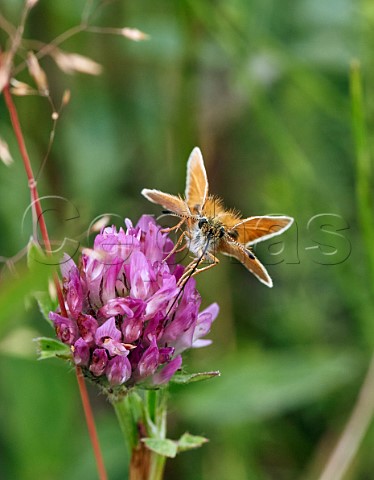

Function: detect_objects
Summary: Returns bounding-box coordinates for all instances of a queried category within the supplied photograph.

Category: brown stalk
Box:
[130,443,152,480]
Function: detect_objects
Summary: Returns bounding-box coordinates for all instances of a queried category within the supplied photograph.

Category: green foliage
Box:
[143,433,208,458]
[33,291,58,326]
[175,349,364,425]
[177,433,209,453]
[170,370,220,384]
[1,0,374,479]
[0,264,51,335]
[143,438,178,458]
[34,337,72,360]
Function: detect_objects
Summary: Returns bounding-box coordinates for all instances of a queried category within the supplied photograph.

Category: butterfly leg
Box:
[191,253,219,277]
[178,253,219,286]
[163,231,188,263]
[160,218,185,234]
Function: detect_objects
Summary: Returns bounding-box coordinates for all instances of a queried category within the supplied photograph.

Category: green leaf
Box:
[0,266,53,336]
[33,291,57,326]
[142,438,178,458]
[34,337,72,360]
[177,432,208,452]
[170,371,220,384]
[0,241,61,336]
[27,240,62,270]
[27,240,47,270]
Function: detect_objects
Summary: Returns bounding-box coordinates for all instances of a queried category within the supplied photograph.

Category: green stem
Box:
[148,453,167,480]
[146,389,168,480]
[112,388,169,480]
[113,390,142,454]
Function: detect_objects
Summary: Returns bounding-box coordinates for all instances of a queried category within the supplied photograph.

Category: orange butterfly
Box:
[142,147,293,287]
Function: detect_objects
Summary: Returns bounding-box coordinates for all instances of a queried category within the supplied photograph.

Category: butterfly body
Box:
[142,147,293,287]
[189,214,224,257]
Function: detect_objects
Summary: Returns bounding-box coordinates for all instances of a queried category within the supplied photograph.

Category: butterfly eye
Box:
[219,227,225,238]
[198,218,208,229]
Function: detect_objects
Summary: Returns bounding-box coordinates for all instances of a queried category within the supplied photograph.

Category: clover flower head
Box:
[49,215,218,388]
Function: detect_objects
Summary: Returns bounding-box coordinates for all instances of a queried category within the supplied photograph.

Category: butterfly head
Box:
[196,216,225,240]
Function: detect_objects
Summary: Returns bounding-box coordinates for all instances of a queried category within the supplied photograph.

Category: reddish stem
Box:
[3,87,52,252]
[76,367,108,480]
[3,85,107,480]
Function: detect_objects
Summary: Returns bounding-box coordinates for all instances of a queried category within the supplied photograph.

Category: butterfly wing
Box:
[141,189,190,216]
[230,216,293,246]
[220,238,273,287]
[185,147,208,214]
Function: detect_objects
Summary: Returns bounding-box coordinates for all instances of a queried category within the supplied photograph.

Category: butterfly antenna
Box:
[159,210,200,221]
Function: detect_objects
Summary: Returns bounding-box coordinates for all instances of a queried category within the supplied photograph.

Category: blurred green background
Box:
[1,0,374,479]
